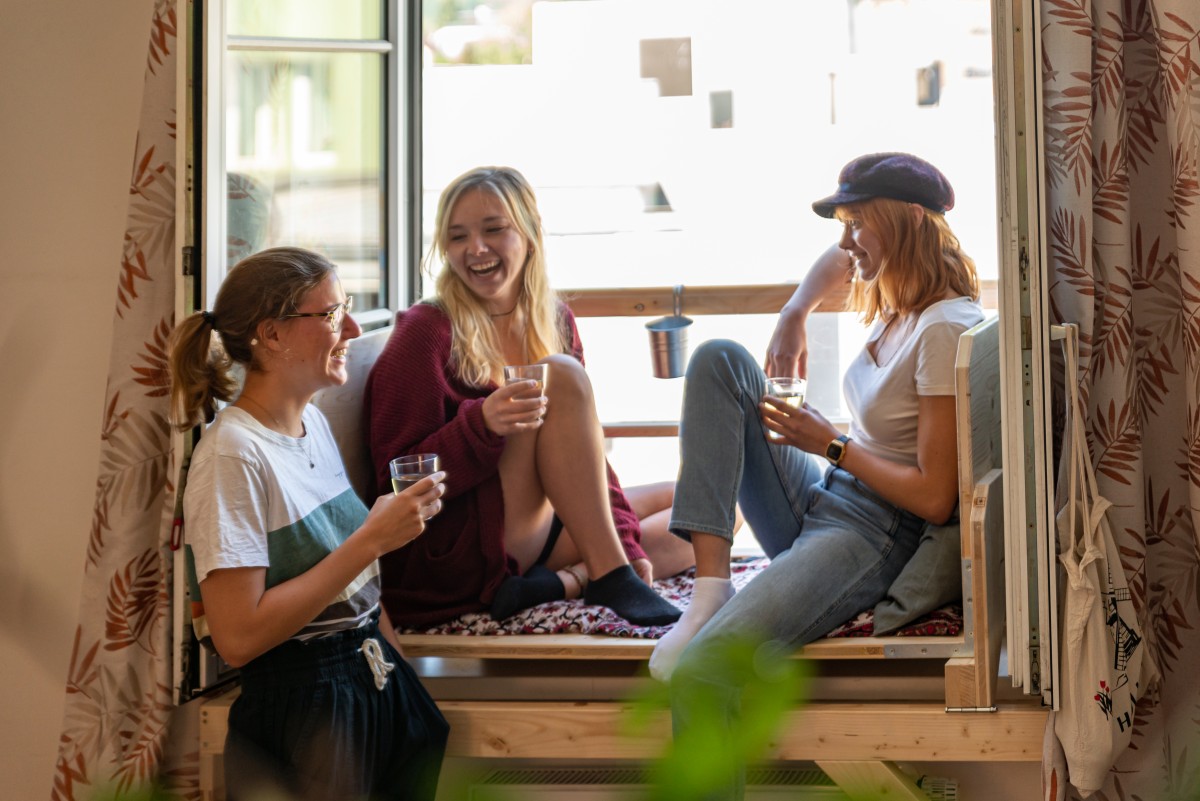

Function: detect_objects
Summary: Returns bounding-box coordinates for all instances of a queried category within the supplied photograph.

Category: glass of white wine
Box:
[503,363,547,391]
[764,377,807,441]
[389,453,440,494]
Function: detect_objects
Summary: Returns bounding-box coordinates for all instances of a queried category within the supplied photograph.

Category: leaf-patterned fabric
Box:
[51,2,196,799]
[1042,0,1200,797]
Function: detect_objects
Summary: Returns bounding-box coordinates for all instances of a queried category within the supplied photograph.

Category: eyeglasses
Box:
[279,296,354,332]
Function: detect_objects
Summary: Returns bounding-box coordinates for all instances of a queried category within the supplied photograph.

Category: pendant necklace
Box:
[240,394,315,468]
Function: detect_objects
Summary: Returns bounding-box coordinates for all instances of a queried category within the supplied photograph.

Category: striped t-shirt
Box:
[185,404,378,640]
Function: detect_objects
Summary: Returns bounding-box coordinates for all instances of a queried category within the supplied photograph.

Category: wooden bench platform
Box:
[197,313,1031,801]
[200,686,1045,801]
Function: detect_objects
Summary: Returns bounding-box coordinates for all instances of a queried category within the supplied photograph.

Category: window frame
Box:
[201,1,411,329]
[191,0,1056,705]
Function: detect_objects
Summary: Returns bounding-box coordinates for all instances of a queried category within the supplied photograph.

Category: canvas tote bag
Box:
[1048,324,1157,797]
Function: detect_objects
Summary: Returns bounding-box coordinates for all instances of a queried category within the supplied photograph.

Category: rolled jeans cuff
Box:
[667,519,736,544]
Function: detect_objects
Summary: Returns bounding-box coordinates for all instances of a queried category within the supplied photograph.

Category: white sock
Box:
[649,576,735,682]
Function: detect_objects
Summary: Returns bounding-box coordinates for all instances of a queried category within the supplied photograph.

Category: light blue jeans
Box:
[668,340,924,801]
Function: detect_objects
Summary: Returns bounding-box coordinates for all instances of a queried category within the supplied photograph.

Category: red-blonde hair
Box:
[837,198,979,324]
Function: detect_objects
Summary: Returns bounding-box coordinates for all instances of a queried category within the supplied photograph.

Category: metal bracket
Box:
[945,705,999,713]
[672,284,684,318]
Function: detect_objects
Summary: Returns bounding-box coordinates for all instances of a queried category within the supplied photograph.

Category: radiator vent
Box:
[471,767,959,800]
[917,776,960,801]
[477,767,647,786]
[475,767,833,787]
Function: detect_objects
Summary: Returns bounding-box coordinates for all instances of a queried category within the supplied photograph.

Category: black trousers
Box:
[225,618,449,801]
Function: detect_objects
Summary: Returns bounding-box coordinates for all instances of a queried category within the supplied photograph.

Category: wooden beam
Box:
[602,420,851,439]
[560,279,997,319]
[198,694,1047,759]
[393,632,960,661]
[562,283,833,318]
[434,700,1046,761]
[815,760,931,801]
[602,421,679,438]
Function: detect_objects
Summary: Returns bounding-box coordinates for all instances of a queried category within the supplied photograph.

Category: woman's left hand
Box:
[760,396,839,454]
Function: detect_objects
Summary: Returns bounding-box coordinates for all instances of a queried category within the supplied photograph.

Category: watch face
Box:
[826,436,848,464]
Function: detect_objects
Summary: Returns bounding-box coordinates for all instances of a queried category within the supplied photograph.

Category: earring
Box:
[250,338,259,346]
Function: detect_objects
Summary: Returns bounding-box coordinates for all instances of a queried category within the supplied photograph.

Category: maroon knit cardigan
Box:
[363,301,646,627]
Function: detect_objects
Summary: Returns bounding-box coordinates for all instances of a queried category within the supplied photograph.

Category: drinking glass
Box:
[764,377,807,441]
[390,453,440,494]
[503,363,548,392]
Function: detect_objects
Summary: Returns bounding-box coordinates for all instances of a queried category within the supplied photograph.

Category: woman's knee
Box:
[542,353,594,404]
[687,339,759,383]
[689,339,750,371]
[625,481,675,515]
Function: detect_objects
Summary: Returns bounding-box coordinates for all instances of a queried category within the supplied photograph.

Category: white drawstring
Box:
[360,638,395,691]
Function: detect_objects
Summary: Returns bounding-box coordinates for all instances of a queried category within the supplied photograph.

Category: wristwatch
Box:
[825,435,850,467]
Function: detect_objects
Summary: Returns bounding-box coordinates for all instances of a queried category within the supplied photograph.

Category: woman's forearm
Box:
[202,534,380,667]
[834,394,960,524]
[781,243,853,319]
[834,442,958,524]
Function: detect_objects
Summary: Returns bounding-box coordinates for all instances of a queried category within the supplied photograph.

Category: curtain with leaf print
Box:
[1041,0,1200,798]
[52,2,198,799]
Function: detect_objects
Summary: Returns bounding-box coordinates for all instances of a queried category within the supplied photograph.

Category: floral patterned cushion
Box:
[400,557,962,640]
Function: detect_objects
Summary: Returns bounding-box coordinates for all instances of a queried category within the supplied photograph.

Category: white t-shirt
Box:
[843,297,985,467]
[184,404,379,640]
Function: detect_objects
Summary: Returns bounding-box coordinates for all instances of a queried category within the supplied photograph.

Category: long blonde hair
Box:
[837,197,979,324]
[167,247,336,430]
[426,166,565,387]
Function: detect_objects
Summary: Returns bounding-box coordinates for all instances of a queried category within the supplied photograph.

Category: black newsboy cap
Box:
[811,152,955,218]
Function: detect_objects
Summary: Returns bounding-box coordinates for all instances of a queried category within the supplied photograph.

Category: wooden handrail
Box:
[560,279,997,319]
[600,421,679,438]
[566,280,997,437]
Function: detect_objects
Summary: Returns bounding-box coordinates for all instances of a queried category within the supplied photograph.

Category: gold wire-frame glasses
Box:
[279,296,354,332]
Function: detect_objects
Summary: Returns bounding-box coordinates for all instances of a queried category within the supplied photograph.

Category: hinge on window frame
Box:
[182,245,195,277]
[1029,644,1041,694]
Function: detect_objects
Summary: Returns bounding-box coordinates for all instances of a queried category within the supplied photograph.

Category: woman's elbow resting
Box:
[209,639,252,669]
[207,628,266,668]
[922,496,958,526]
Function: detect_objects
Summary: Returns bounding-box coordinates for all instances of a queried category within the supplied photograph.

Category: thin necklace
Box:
[239,394,314,468]
[489,303,517,318]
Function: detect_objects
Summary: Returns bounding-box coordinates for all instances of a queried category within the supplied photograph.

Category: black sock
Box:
[584,564,682,626]
[490,565,565,621]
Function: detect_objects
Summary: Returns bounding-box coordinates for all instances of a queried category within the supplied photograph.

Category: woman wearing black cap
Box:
[651,152,983,797]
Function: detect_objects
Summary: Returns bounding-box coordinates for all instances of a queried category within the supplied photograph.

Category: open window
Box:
[181,0,1058,707]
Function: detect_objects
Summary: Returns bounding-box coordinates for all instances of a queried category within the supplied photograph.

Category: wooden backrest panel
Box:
[954,316,1002,524]
[949,315,1004,708]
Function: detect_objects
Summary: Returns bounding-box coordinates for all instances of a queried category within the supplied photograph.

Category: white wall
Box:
[0,0,154,797]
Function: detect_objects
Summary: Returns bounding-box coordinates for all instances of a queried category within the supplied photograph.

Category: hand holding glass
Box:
[390,453,440,494]
[764,377,807,441]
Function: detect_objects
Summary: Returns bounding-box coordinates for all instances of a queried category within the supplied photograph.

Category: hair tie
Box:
[200,310,217,328]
